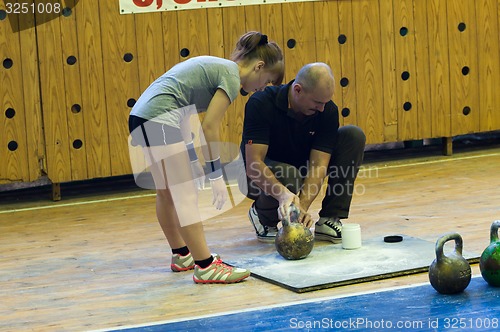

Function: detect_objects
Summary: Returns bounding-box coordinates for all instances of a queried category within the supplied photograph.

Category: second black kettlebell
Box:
[428,232,471,294]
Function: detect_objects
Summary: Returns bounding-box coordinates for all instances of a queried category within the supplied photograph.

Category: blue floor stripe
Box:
[115,277,500,331]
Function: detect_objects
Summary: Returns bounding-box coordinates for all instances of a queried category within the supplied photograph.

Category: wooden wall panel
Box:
[135,13,166,92]
[161,11,179,72]
[282,2,317,81]
[448,0,480,136]
[393,0,419,141]
[336,1,358,127]
[260,4,284,66]
[260,3,285,91]
[244,4,261,31]
[222,6,246,71]
[75,0,110,180]
[0,5,30,183]
[177,9,209,60]
[60,0,88,181]
[220,6,247,163]
[427,0,452,137]
[2,0,500,188]
[207,8,224,58]
[18,4,44,182]
[378,0,398,141]
[351,0,384,144]
[99,0,139,176]
[36,9,71,183]
[476,0,500,131]
[413,0,433,140]
[313,1,343,123]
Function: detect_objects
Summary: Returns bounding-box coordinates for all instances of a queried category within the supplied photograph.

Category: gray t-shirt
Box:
[130,56,240,128]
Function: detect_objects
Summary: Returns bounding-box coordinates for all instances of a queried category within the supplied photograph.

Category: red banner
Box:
[120,0,322,14]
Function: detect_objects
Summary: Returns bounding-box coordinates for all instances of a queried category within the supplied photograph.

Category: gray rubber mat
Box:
[225,235,480,293]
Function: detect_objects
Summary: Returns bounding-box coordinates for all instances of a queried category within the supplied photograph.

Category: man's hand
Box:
[288,201,313,228]
[277,193,301,222]
[297,207,314,228]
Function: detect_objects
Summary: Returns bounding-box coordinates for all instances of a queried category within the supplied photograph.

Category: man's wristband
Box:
[207,157,223,180]
[186,141,198,162]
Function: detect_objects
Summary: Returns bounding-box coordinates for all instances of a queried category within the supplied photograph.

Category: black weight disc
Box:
[384,235,403,243]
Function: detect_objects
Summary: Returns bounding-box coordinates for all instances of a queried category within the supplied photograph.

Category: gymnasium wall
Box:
[1,0,499,185]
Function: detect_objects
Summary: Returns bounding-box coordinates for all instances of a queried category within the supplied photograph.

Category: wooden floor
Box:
[1,138,500,331]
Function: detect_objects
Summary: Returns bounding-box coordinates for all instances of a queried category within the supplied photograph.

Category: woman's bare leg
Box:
[147,144,211,261]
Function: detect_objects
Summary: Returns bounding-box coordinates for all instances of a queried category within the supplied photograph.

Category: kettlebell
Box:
[480,220,500,287]
[275,204,314,260]
[428,232,471,294]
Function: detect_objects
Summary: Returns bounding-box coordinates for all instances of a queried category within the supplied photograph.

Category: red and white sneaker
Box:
[193,258,250,284]
[171,253,220,272]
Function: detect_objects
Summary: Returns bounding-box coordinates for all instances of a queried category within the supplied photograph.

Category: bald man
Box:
[239,63,366,243]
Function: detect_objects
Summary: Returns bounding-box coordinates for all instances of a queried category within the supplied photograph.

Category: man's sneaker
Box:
[171,253,220,272]
[248,203,278,243]
[193,259,251,284]
[314,217,342,243]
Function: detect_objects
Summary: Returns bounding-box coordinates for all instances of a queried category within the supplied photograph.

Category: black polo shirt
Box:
[240,81,339,169]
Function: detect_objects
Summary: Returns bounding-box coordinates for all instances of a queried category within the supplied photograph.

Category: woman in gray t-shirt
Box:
[128,31,284,284]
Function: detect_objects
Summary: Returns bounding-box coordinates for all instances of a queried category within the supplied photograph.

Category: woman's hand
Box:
[210,177,228,210]
[190,160,205,190]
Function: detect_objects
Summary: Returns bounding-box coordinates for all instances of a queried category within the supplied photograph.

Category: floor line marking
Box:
[0,193,157,214]
[2,151,499,215]
[93,276,483,331]
[361,151,500,172]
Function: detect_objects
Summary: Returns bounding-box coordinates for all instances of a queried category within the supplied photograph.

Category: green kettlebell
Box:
[480,220,500,287]
[428,232,471,294]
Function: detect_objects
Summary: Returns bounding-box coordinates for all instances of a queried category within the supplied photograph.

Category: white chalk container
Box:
[341,223,362,249]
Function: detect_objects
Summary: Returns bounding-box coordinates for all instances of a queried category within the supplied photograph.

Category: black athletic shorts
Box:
[128,115,183,147]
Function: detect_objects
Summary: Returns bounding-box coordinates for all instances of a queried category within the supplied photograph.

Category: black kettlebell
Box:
[275,204,314,260]
[428,232,471,294]
[480,220,500,287]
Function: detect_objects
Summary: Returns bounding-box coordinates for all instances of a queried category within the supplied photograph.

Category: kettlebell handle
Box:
[282,204,300,226]
[436,232,463,261]
[490,220,500,242]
